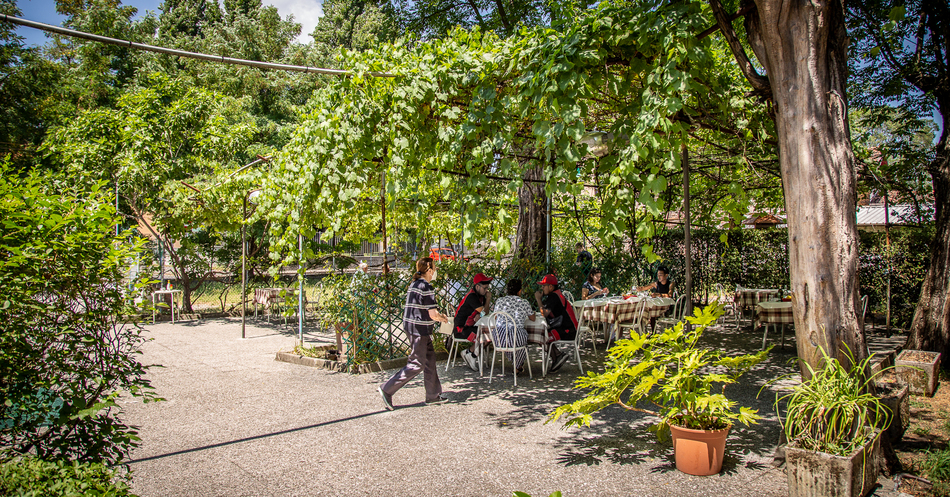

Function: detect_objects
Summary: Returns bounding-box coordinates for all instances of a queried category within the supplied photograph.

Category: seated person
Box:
[638,266,675,298]
[492,278,537,374]
[453,273,493,371]
[533,274,577,373]
[582,268,609,300]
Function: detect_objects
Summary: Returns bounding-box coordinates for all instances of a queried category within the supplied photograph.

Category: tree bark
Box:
[907,140,950,366]
[516,165,548,259]
[714,0,867,376]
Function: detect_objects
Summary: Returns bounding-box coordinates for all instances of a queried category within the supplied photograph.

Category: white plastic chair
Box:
[486,311,532,386]
[442,305,476,373]
[546,317,587,376]
[612,298,648,347]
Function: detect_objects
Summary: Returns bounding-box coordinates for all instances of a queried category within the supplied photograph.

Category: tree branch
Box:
[706,0,771,94]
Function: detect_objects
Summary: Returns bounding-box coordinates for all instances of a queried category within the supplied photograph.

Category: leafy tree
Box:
[43,75,259,312]
[0,162,158,465]
[848,0,950,367]
[708,0,868,375]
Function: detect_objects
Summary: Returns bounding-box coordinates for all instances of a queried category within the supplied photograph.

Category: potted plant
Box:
[548,305,770,476]
[779,347,891,497]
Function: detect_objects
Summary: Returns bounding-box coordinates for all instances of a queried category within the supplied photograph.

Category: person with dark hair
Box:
[574,242,593,274]
[534,274,577,373]
[638,266,675,297]
[378,257,449,410]
[491,278,536,373]
[452,273,493,372]
[582,267,609,300]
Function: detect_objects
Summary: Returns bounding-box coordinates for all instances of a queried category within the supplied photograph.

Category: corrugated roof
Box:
[855,204,930,226]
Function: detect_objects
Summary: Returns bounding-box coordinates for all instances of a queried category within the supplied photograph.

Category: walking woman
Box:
[378,257,450,410]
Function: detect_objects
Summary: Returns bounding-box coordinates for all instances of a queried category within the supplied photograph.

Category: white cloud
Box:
[266,0,324,44]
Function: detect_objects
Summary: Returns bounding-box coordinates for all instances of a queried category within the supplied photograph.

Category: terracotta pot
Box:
[669,423,731,476]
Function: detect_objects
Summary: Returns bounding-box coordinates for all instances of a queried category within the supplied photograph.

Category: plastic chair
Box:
[486,311,532,386]
[657,294,687,331]
[612,298,648,347]
[441,305,476,373]
[547,317,587,376]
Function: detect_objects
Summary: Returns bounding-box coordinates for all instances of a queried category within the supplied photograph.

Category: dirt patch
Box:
[893,371,950,496]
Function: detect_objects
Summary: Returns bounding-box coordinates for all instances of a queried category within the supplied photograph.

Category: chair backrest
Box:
[672,294,687,319]
[562,290,575,303]
[860,295,869,319]
[487,311,517,344]
[714,283,727,303]
[571,301,588,330]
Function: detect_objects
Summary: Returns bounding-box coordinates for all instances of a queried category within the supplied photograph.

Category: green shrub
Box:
[0,457,134,496]
[0,166,160,464]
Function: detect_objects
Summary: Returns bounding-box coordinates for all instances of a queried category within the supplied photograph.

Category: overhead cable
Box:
[0,14,396,78]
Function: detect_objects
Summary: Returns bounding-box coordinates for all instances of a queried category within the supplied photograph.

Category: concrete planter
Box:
[874,380,909,442]
[895,350,942,396]
[785,431,881,497]
[276,346,448,374]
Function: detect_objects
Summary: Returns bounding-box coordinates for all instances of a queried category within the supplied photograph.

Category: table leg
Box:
[761,323,769,350]
[171,292,176,324]
[152,294,156,324]
[478,329,483,377]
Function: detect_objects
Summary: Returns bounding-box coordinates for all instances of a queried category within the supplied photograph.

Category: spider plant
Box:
[779,346,891,456]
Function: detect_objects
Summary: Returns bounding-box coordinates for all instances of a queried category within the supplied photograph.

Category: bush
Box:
[0,456,134,496]
[0,166,160,464]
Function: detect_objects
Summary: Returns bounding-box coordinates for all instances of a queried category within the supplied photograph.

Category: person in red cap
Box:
[534,274,578,373]
[452,273,493,371]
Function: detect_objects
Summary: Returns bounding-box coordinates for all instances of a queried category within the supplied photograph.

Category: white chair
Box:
[657,294,687,331]
[572,300,606,354]
[860,295,869,320]
[442,305,475,373]
[486,311,532,386]
[546,316,587,376]
[715,283,738,327]
[612,298,648,347]
[561,290,575,303]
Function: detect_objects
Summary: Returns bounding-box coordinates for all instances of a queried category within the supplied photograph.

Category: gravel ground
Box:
[122,316,905,496]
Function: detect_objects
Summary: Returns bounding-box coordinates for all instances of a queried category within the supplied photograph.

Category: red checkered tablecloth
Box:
[581,297,673,324]
[756,301,794,326]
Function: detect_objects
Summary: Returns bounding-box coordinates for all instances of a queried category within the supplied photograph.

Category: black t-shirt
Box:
[576,250,592,267]
[542,290,577,333]
[454,290,485,329]
[655,279,672,294]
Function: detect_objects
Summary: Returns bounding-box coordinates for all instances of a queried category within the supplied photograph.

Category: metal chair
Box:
[442,305,476,373]
[612,298,648,347]
[486,311,532,386]
[715,283,738,327]
[861,294,869,320]
[572,299,606,354]
[546,317,587,376]
[561,290,575,303]
[657,294,687,331]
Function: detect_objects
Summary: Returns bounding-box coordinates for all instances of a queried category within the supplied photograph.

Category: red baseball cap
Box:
[537,274,558,286]
[473,273,493,285]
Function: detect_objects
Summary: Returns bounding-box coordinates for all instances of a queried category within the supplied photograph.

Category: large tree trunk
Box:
[721,0,867,376]
[516,165,548,259]
[907,139,950,366]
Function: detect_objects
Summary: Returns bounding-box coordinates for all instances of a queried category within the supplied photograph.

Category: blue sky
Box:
[14,0,323,46]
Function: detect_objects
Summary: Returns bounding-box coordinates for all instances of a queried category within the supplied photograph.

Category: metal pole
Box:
[381,171,390,274]
[683,145,693,319]
[885,193,891,334]
[298,233,304,346]
[546,193,553,268]
[242,195,247,339]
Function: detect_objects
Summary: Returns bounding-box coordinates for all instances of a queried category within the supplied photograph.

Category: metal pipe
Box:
[546,192,553,268]
[682,145,693,318]
[0,15,396,78]
[298,233,304,346]
[242,195,247,339]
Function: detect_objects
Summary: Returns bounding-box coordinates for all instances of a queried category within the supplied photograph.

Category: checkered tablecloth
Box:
[756,301,794,326]
[476,313,548,345]
[581,297,674,324]
[735,289,780,311]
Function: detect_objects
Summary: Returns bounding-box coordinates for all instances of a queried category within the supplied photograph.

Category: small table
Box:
[582,297,674,337]
[756,301,794,350]
[152,289,182,324]
[475,312,548,376]
[735,289,780,322]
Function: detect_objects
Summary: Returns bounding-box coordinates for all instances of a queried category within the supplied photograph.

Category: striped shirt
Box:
[404,278,437,336]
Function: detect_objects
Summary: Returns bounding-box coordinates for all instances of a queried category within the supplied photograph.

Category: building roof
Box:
[855,204,930,227]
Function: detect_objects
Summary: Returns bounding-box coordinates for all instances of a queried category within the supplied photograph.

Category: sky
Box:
[14,0,324,46]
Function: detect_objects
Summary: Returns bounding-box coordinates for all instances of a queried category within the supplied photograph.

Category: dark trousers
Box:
[381,333,442,402]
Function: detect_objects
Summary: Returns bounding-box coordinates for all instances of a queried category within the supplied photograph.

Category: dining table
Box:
[578,296,675,335]
[474,312,549,376]
[734,288,781,322]
[756,301,794,350]
[151,288,182,324]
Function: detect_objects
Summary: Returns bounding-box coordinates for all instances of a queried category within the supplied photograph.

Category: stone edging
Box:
[276,349,449,374]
